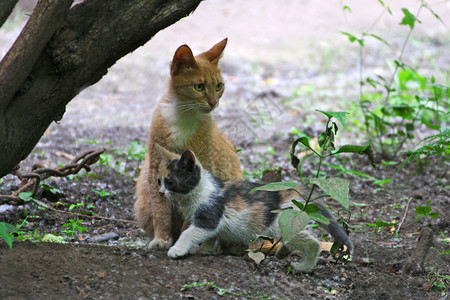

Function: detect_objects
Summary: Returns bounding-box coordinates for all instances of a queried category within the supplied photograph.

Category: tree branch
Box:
[0,0,73,111]
[0,0,203,178]
[0,0,18,28]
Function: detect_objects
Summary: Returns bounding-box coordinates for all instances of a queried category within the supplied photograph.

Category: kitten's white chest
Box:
[160,102,203,148]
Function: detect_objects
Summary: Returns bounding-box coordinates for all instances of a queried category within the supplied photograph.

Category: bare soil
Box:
[1,1,449,299]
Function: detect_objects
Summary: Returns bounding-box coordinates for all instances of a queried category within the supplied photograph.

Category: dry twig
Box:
[1,149,104,204]
[395,197,412,236]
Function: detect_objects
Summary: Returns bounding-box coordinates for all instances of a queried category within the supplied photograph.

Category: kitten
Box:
[135,39,243,250]
[155,145,353,273]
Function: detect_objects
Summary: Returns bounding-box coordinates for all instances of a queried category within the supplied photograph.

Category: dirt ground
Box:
[1,0,449,299]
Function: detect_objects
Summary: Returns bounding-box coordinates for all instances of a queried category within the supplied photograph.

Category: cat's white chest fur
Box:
[160,100,204,148]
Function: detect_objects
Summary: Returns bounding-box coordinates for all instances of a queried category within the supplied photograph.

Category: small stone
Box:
[88,232,120,243]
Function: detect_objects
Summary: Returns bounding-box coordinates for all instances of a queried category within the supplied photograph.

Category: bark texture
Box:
[0,0,203,178]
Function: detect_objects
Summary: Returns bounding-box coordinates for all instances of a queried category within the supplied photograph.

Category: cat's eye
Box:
[194,83,205,92]
[157,178,161,186]
[165,178,175,188]
[215,82,224,92]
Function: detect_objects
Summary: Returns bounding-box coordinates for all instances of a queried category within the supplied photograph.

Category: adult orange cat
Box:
[135,38,243,250]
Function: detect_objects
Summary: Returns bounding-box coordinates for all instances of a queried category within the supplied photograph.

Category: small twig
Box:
[45,205,136,224]
[7,149,104,199]
[395,197,412,236]
[0,195,24,205]
[20,173,41,196]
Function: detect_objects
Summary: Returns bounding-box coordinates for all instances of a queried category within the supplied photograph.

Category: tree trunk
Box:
[0,0,203,178]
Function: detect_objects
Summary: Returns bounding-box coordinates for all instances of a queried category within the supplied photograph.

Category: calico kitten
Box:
[155,145,353,273]
[135,39,243,250]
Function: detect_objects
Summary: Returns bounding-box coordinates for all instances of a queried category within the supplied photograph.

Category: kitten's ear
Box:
[171,44,199,76]
[179,150,196,172]
[155,144,176,161]
[199,38,227,65]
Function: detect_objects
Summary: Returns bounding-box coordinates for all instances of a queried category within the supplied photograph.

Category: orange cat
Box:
[135,38,243,250]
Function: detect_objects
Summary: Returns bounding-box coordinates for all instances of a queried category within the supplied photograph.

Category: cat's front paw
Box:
[149,238,172,250]
[168,246,189,259]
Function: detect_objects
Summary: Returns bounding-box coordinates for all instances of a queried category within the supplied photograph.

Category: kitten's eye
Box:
[157,178,161,186]
[216,82,224,92]
[165,178,175,188]
[194,83,205,92]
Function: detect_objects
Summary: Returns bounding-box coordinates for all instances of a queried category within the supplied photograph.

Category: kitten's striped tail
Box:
[317,202,353,253]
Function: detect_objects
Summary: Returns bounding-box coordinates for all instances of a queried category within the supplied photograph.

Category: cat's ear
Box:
[199,38,227,65]
[179,150,196,172]
[171,44,199,76]
[155,144,176,161]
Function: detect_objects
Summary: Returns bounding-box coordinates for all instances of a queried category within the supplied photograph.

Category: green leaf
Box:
[429,212,439,219]
[334,144,375,167]
[0,222,18,250]
[33,199,49,209]
[377,0,392,15]
[423,4,443,24]
[400,8,417,29]
[309,212,330,225]
[340,32,364,46]
[304,203,320,214]
[439,249,450,255]
[316,110,348,128]
[40,183,63,195]
[291,199,304,210]
[18,192,34,202]
[364,33,390,47]
[392,105,414,120]
[249,182,297,193]
[375,220,397,227]
[310,178,350,210]
[278,210,309,243]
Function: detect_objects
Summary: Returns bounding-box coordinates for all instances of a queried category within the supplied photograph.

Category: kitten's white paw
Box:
[168,246,189,259]
[149,238,172,250]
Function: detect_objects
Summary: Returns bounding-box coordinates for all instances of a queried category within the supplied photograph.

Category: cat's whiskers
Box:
[176,103,209,114]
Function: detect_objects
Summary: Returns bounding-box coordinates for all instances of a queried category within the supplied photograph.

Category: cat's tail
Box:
[316,202,353,253]
[251,203,353,255]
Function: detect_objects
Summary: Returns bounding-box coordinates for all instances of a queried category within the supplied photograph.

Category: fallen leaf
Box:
[248,251,265,265]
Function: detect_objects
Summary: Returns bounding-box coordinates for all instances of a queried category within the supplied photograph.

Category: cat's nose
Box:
[208,99,217,108]
[159,191,165,197]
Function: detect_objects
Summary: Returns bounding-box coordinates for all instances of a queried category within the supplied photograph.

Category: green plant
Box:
[249,110,374,270]
[40,182,63,195]
[69,202,85,210]
[18,192,49,210]
[414,199,439,222]
[427,274,449,296]
[398,128,450,171]
[91,188,112,198]
[126,140,146,161]
[365,220,397,236]
[342,1,448,157]
[0,222,18,249]
[14,229,45,242]
[61,219,88,238]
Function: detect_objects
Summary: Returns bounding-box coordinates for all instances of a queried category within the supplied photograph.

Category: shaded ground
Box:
[1,0,449,299]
